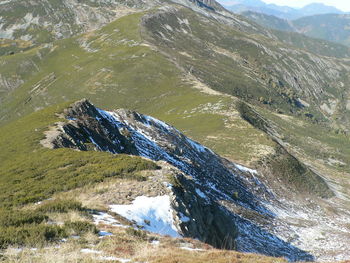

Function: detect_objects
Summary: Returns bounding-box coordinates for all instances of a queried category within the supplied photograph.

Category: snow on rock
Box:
[110,195,180,237]
[179,212,190,223]
[93,211,128,229]
[195,188,207,199]
[235,164,257,174]
[185,138,208,153]
[93,212,119,225]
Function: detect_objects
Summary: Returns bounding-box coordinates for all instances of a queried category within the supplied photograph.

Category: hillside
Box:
[241,11,297,32]
[0,0,156,46]
[242,12,350,47]
[1,99,349,262]
[293,14,350,47]
[1,0,350,262]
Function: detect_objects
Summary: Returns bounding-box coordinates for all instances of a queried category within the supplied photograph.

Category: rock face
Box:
[0,0,157,44]
[42,99,350,261]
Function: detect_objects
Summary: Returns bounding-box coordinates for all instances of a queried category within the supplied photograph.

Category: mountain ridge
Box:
[29,99,349,260]
[224,0,346,20]
[242,11,350,47]
[1,0,350,261]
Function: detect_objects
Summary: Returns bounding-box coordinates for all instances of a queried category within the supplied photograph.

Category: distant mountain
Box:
[242,11,350,46]
[299,3,343,16]
[241,11,297,31]
[225,1,345,19]
[293,14,350,46]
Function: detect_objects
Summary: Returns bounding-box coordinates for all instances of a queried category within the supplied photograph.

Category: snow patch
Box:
[112,258,131,263]
[143,115,171,130]
[0,0,13,5]
[180,246,205,251]
[93,212,119,225]
[151,240,160,245]
[81,248,102,254]
[110,195,180,237]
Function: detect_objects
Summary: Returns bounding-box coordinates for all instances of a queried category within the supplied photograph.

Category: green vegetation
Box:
[125,227,147,239]
[238,102,335,198]
[0,10,276,166]
[0,101,157,248]
[36,199,84,213]
[260,146,334,198]
[0,224,66,249]
[0,198,96,248]
[0,4,349,259]
[63,221,97,236]
[142,7,350,130]
[0,102,157,208]
[0,210,48,228]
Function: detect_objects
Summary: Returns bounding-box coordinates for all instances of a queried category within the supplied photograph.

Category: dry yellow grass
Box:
[2,225,349,263]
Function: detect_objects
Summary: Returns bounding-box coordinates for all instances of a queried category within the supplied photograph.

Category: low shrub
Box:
[125,227,147,239]
[64,221,98,235]
[36,199,83,213]
[0,224,67,248]
[0,209,48,228]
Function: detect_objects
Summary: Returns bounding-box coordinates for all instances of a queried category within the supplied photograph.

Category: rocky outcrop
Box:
[39,99,350,261]
[42,99,335,261]
[0,0,157,44]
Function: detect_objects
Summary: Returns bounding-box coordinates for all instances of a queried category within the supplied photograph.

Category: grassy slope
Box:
[1,7,348,194]
[0,11,274,165]
[240,11,296,32]
[142,7,350,128]
[1,8,348,193]
[0,102,157,208]
[256,106,350,203]
[0,99,157,250]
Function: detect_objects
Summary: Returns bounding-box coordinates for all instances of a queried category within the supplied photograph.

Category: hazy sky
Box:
[218,0,350,11]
